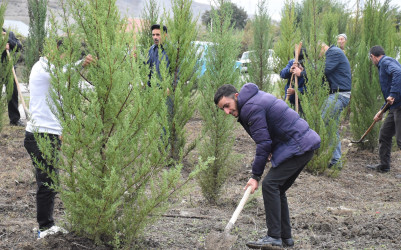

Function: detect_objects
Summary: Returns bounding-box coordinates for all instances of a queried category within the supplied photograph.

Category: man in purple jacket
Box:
[214,83,321,248]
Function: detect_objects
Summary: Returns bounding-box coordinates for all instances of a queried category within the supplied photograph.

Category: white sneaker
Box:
[38,225,68,239]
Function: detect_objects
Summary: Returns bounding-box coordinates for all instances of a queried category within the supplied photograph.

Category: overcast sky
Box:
[194,0,401,21]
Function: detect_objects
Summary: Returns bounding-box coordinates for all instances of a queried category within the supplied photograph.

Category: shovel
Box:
[205,186,252,249]
[351,102,390,143]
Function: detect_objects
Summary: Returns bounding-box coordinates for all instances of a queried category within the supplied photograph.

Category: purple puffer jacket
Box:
[237,83,321,176]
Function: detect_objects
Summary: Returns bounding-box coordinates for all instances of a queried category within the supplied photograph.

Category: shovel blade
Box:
[205,231,238,250]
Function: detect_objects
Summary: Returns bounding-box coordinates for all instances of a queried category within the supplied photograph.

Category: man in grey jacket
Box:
[367,45,401,173]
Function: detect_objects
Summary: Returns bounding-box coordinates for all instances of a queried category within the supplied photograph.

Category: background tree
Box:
[247,0,273,92]
[274,0,299,74]
[197,0,241,203]
[164,0,200,162]
[201,1,248,30]
[298,0,339,174]
[24,0,48,82]
[322,10,339,46]
[138,0,160,51]
[350,0,397,150]
[40,0,208,245]
[0,2,14,132]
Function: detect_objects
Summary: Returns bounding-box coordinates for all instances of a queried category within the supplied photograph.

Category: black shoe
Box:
[246,235,282,249]
[282,238,294,247]
[366,164,390,173]
[10,120,25,127]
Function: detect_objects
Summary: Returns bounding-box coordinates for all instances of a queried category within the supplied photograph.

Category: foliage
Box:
[240,20,253,53]
[197,0,241,203]
[322,10,339,46]
[201,1,248,30]
[138,0,160,51]
[299,0,338,174]
[24,0,48,82]
[247,0,273,92]
[164,0,199,162]
[296,0,349,44]
[0,2,14,132]
[274,0,299,74]
[39,0,207,245]
[350,0,397,150]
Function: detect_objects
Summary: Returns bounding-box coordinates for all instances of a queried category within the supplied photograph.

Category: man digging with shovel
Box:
[366,45,401,173]
[214,83,321,249]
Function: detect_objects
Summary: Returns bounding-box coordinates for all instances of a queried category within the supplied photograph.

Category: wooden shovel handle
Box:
[224,186,252,233]
[351,102,390,143]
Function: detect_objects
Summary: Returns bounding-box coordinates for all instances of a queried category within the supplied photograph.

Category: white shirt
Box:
[26,57,62,135]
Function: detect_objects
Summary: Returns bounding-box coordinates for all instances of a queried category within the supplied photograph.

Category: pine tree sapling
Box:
[0,3,16,132]
[350,0,396,150]
[298,0,339,174]
[24,0,48,82]
[164,0,199,162]
[247,0,273,92]
[38,0,208,245]
[197,0,241,203]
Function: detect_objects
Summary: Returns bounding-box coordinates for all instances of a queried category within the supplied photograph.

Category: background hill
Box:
[2,0,211,28]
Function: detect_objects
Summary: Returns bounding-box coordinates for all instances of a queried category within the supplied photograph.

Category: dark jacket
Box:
[237,83,321,176]
[377,55,401,110]
[1,28,22,63]
[324,46,351,92]
[147,44,170,86]
[280,59,307,104]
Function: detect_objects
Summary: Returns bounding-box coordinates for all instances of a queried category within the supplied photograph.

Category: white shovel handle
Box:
[224,186,252,233]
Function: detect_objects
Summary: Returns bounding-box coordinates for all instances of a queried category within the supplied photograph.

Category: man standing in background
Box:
[2,27,23,126]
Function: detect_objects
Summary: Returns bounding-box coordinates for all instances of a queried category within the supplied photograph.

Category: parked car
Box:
[236,49,277,73]
[193,41,213,77]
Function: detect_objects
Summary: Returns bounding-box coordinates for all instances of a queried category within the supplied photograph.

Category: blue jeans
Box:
[322,93,350,167]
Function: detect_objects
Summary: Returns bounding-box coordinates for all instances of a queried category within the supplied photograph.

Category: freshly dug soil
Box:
[1,118,400,249]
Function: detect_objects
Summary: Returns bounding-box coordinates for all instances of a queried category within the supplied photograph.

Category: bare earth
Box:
[1,115,400,249]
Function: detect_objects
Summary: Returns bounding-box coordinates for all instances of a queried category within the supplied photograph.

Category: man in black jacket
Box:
[2,28,23,126]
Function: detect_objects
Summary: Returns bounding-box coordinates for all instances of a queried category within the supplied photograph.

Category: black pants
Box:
[262,150,314,239]
[24,131,60,230]
[379,106,401,169]
[8,80,20,124]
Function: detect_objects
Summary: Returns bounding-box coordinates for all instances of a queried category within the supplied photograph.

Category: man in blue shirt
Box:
[147,24,169,87]
[367,45,401,173]
[321,43,352,169]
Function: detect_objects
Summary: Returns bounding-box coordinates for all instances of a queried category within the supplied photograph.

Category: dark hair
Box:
[151,24,167,33]
[214,84,238,105]
[369,45,385,57]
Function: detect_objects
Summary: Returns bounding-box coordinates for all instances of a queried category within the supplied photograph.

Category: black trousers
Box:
[262,150,314,239]
[24,131,60,230]
[8,80,20,124]
[379,106,401,168]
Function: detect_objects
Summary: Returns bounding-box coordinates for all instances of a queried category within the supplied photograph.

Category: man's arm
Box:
[280,60,294,79]
[386,60,401,103]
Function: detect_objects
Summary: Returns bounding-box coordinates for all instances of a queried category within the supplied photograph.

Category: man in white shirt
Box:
[24,40,93,238]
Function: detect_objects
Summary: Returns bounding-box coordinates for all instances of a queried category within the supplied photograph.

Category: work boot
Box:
[246,235,282,249]
[282,237,294,247]
[366,164,390,173]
